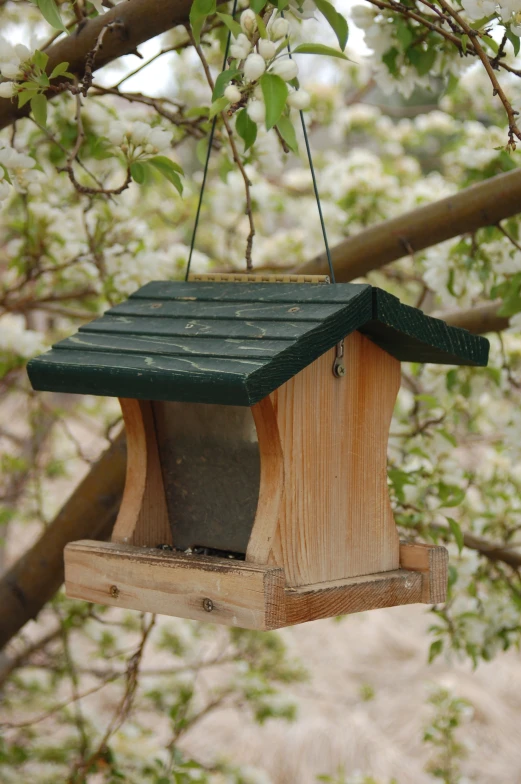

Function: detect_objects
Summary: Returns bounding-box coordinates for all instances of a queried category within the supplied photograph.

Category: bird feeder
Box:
[27,275,489,629]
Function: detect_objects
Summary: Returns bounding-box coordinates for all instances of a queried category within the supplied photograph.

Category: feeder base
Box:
[64,540,447,630]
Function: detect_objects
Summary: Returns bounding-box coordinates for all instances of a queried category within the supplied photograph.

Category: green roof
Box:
[27,282,489,406]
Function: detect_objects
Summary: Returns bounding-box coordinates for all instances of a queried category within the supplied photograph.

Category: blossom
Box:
[246,100,266,122]
[244,53,266,81]
[0,38,31,79]
[240,8,257,35]
[258,39,277,60]
[287,88,311,110]
[0,314,45,358]
[270,17,289,40]
[0,81,12,98]
[230,33,252,60]
[461,0,498,19]
[271,58,298,81]
[224,84,242,104]
[107,121,171,155]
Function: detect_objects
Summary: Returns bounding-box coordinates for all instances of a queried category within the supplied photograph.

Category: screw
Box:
[334,362,346,378]
[202,597,214,612]
[110,585,120,599]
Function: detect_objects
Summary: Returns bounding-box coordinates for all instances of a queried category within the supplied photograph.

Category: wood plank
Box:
[399,541,448,603]
[111,399,172,548]
[132,281,369,303]
[284,569,423,625]
[363,289,489,366]
[64,540,286,631]
[80,315,316,341]
[268,332,401,587]
[109,299,345,322]
[188,273,330,284]
[57,332,292,359]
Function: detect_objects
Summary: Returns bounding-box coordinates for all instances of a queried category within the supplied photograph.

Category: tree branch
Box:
[0,433,126,651]
[0,0,194,132]
[298,168,521,281]
[434,301,510,335]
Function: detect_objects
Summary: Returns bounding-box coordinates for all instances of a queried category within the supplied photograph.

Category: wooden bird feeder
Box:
[27,275,489,629]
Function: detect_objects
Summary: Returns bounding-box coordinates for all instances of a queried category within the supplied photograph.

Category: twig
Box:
[187,25,256,270]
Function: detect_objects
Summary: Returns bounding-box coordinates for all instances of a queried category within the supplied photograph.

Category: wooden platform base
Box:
[64,540,447,630]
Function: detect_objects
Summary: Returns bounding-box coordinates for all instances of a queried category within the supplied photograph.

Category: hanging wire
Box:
[282,11,335,284]
[185,0,240,281]
[185,4,336,284]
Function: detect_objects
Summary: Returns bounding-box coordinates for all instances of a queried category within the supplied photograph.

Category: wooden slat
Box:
[132,281,366,303]
[64,540,286,631]
[362,289,489,366]
[109,299,344,322]
[111,399,172,548]
[80,315,317,341]
[399,541,448,603]
[284,569,423,625]
[265,332,401,587]
[57,332,291,360]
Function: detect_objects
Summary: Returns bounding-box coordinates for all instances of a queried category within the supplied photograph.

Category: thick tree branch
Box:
[0,0,194,132]
[0,434,126,650]
[299,168,521,281]
[434,301,510,335]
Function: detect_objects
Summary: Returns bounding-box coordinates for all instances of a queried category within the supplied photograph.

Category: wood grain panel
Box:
[65,540,286,630]
[399,541,448,603]
[270,331,401,587]
[111,398,172,548]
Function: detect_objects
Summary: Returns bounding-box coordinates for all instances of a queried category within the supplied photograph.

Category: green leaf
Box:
[256,13,268,39]
[236,108,257,151]
[497,272,521,317]
[216,12,242,38]
[407,46,436,76]
[36,0,66,31]
[506,29,520,57]
[313,0,349,51]
[30,93,47,126]
[438,482,465,509]
[18,90,35,109]
[209,95,229,118]
[428,639,443,663]
[276,114,298,154]
[260,72,288,131]
[447,517,464,554]
[461,33,468,54]
[212,67,240,101]
[482,34,499,54]
[382,46,399,77]
[190,0,216,44]
[250,0,267,12]
[148,155,183,175]
[130,161,146,184]
[33,50,49,71]
[292,43,349,60]
[49,61,72,79]
[148,156,184,194]
[395,19,413,50]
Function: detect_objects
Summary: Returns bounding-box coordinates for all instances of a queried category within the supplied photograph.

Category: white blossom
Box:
[230,33,252,60]
[246,99,266,122]
[224,84,242,103]
[258,39,277,60]
[270,58,298,81]
[244,53,266,81]
[287,88,311,110]
[269,17,289,40]
[240,8,257,35]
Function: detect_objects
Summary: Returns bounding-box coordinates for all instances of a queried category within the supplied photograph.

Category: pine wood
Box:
[111,398,172,548]
[399,541,448,603]
[263,331,401,587]
[284,569,423,625]
[64,540,286,631]
[64,540,447,629]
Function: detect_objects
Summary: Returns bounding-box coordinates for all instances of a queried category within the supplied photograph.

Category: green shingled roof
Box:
[27,282,489,406]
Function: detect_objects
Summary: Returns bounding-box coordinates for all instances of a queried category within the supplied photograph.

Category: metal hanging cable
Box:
[185,5,336,285]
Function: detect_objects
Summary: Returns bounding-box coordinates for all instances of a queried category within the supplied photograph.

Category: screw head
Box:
[110,584,120,599]
[334,362,346,378]
[202,597,214,612]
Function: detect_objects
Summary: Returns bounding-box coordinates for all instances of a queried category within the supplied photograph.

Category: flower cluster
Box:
[462,0,521,34]
[221,9,311,126]
[107,120,172,160]
[0,145,41,202]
